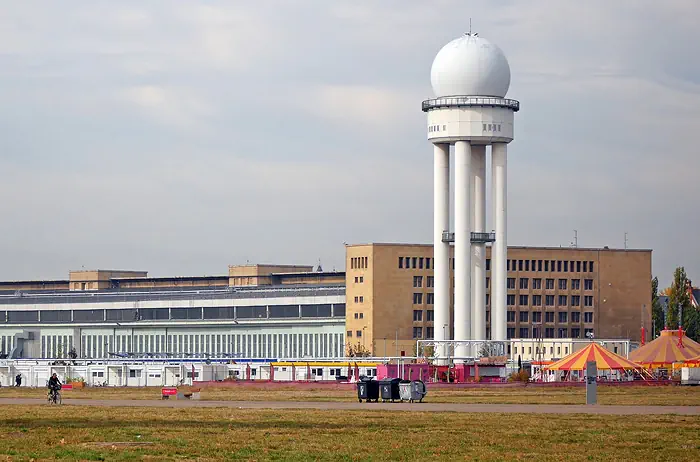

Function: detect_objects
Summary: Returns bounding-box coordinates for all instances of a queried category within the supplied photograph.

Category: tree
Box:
[478,341,502,358]
[346,342,371,358]
[651,277,665,336]
[665,267,699,340]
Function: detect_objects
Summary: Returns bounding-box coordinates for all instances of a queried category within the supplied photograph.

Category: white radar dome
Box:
[430,34,511,98]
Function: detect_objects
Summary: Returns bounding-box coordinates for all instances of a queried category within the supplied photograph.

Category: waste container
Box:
[399,380,427,403]
[379,378,402,402]
[357,377,379,403]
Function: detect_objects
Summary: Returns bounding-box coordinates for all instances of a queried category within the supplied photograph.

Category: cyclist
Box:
[47,373,62,403]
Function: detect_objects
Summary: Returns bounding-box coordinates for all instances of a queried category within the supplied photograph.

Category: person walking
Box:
[15,373,22,387]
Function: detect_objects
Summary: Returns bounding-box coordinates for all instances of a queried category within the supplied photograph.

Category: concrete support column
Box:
[491,143,508,342]
[471,145,487,351]
[454,140,472,361]
[433,143,450,363]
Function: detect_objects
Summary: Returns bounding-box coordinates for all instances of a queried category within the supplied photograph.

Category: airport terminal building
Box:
[0,265,346,360]
[0,245,652,361]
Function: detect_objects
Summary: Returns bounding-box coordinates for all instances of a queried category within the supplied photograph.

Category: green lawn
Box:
[3,383,700,405]
[0,405,698,461]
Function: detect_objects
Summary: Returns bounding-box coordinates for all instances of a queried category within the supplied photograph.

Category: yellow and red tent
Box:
[545,342,641,371]
[629,330,700,368]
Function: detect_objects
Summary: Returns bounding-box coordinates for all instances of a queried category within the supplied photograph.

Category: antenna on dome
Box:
[469,18,471,35]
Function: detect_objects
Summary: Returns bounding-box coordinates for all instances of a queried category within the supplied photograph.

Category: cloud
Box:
[0,0,698,287]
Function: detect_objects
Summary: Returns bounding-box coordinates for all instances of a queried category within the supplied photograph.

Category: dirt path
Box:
[1,398,699,415]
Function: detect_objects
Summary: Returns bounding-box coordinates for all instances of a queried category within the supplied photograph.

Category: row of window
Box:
[353,276,364,283]
[40,332,345,359]
[412,327,435,339]
[412,310,436,322]
[350,256,368,269]
[413,276,435,288]
[399,257,596,274]
[509,278,593,291]
[0,304,346,324]
[411,291,593,308]
[507,311,594,323]
[507,327,594,339]
[507,294,594,307]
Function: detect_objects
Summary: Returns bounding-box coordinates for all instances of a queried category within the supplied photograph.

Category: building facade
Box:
[0,265,346,360]
[345,244,652,357]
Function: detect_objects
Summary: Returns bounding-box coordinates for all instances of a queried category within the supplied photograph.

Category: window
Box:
[545,279,554,290]
[557,261,562,272]
[558,279,567,290]
[571,295,580,306]
[171,307,204,319]
[412,327,423,339]
[302,304,332,317]
[532,278,542,289]
[507,311,516,322]
[486,277,490,288]
[519,327,529,338]
[584,296,593,307]
[525,260,530,271]
[427,276,434,288]
[585,328,594,337]
[354,313,358,319]
[571,327,581,338]
[507,278,515,289]
[426,257,431,269]
[40,310,72,323]
[584,279,593,290]
[507,294,515,306]
[486,259,491,271]
[356,330,362,337]
[545,312,555,323]
[427,310,434,321]
[558,312,568,323]
[347,331,352,338]
[412,257,417,268]
[413,310,423,321]
[426,327,434,338]
[532,295,542,306]
[517,260,523,271]
[545,295,555,306]
[558,295,568,306]
[269,305,299,318]
[589,261,594,272]
[519,311,529,322]
[537,260,543,271]
[413,276,423,288]
[519,295,529,306]
[507,328,516,339]
[532,312,542,323]
[558,328,568,338]
[571,312,581,323]
[398,257,404,269]
[544,261,549,272]
[413,293,423,304]
[572,279,580,290]
[576,261,581,272]
[333,304,346,317]
[584,312,594,323]
[73,309,105,322]
[520,278,529,289]
[545,328,555,338]
[564,261,569,272]
[203,307,235,319]
[583,261,588,272]
[486,294,490,305]
[419,257,424,269]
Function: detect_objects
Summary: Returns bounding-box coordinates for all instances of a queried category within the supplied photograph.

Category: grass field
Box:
[1,405,698,461]
[2,384,700,406]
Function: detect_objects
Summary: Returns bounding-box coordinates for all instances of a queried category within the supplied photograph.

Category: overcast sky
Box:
[0,0,698,286]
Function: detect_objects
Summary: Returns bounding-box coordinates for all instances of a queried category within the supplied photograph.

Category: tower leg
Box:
[454,141,472,361]
[492,143,508,343]
[471,145,486,356]
[433,143,450,364]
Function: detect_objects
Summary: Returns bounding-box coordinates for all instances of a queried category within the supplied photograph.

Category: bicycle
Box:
[47,388,62,405]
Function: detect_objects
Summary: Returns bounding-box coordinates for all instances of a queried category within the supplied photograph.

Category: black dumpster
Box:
[357,377,379,403]
[379,378,402,402]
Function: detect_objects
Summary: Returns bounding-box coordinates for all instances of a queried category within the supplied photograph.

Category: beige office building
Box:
[345,244,651,357]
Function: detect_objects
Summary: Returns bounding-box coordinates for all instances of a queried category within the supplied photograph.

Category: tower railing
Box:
[422,96,520,112]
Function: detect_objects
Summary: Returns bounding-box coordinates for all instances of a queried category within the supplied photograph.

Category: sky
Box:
[0,0,698,286]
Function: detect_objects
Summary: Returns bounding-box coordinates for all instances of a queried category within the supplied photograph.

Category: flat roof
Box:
[348,243,652,252]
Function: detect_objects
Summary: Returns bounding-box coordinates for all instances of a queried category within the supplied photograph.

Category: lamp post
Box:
[383,337,387,359]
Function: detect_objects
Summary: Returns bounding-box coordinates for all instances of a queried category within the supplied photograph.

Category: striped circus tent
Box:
[629,329,700,367]
[545,342,641,371]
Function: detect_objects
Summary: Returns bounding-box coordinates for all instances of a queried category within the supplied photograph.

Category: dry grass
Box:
[0,405,698,461]
[3,384,700,406]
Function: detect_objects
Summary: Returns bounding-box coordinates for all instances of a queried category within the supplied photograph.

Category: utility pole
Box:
[624,232,628,250]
